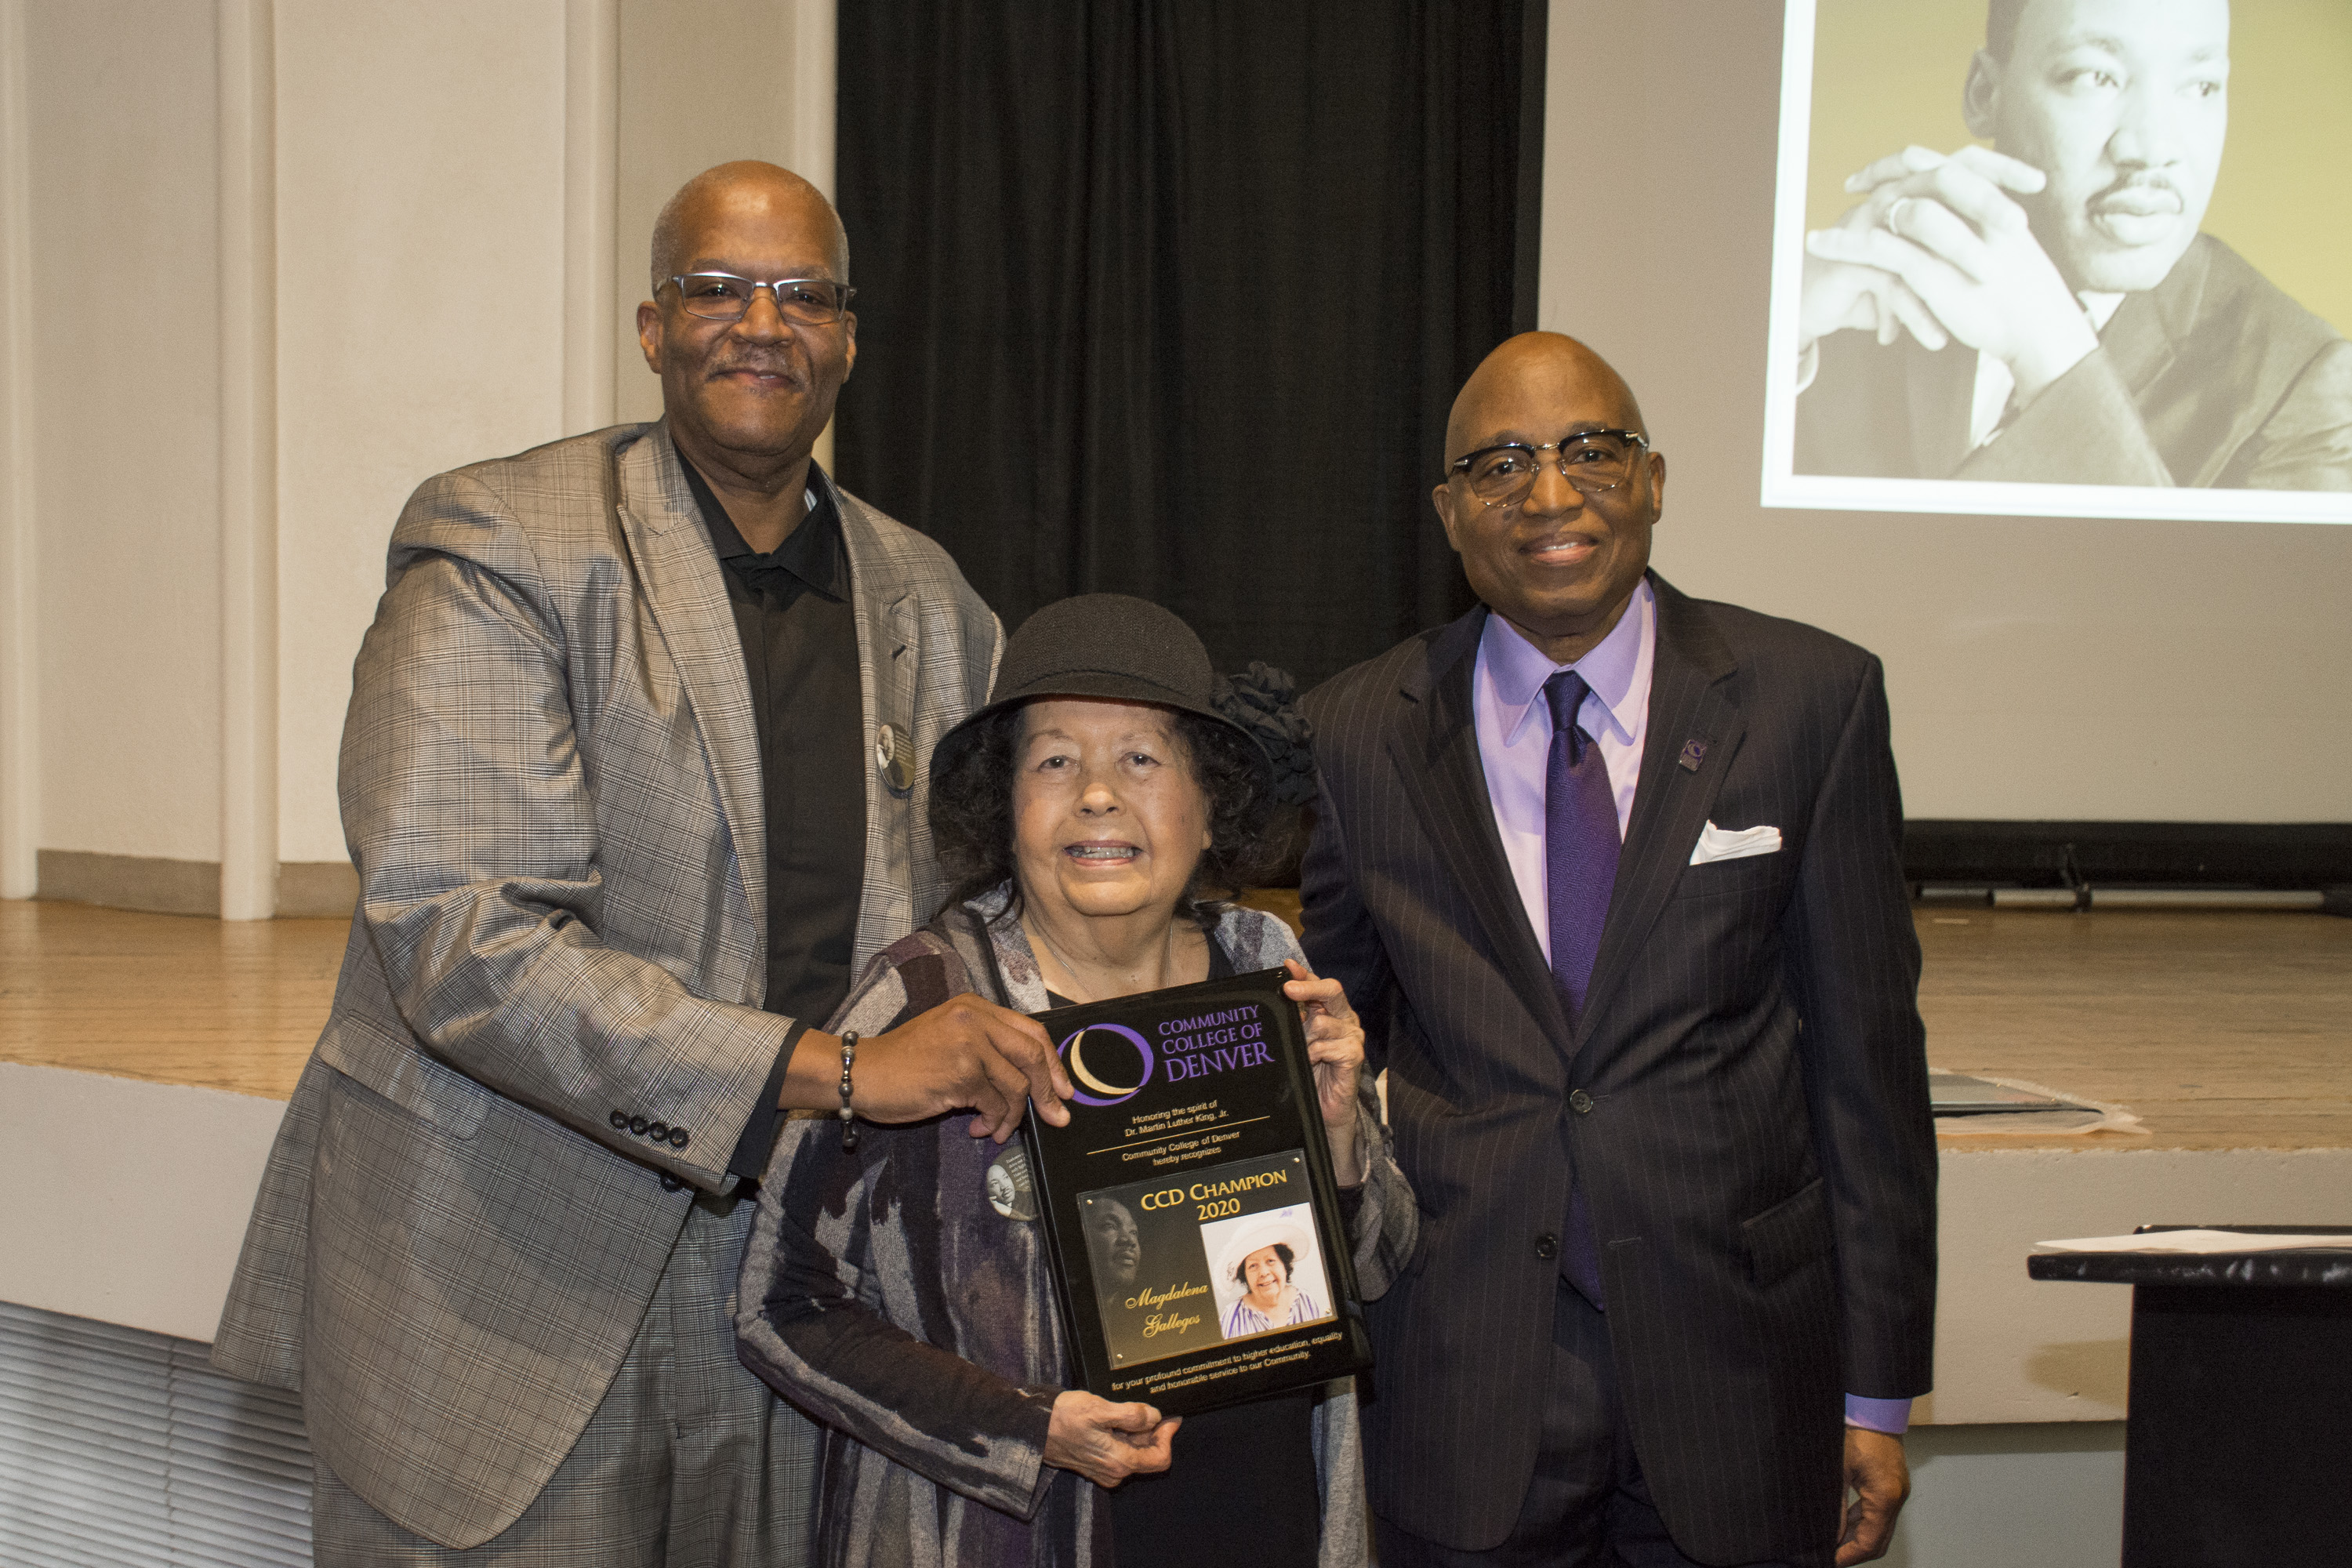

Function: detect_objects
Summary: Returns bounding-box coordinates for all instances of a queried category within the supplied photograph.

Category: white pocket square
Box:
[1690,821,1782,865]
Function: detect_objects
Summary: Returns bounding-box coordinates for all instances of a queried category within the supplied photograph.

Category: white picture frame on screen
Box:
[1760,0,2352,524]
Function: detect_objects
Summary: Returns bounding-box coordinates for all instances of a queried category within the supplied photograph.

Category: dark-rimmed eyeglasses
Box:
[662,273,855,325]
[1447,429,1652,507]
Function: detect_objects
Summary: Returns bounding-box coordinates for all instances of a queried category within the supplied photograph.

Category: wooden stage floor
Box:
[3,898,2347,1152]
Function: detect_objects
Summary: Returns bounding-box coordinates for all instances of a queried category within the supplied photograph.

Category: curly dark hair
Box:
[1233,1242,1296,1289]
[930,703,1286,929]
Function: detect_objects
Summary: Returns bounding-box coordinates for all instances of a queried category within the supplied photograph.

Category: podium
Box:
[2029,1226,2352,1568]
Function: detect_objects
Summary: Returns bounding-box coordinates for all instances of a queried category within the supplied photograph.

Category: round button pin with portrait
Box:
[874,723,916,795]
[985,1142,1037,1222]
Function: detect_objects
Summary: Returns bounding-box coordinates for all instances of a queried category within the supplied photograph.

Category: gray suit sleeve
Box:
[2235,338,2352,489]
[1956,347,2174,486]
[342,472,793,1190]
[1299,775,1400,1077]
[1962,334,2352,490]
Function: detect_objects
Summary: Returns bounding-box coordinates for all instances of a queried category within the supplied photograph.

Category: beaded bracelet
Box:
[837,1031,860,1152]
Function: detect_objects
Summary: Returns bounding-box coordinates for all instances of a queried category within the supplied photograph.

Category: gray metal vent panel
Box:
[0,1300,312,1566]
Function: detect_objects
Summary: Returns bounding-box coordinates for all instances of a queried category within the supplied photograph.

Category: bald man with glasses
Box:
[212,161,1073,1564]
[1301,333,1936,1567]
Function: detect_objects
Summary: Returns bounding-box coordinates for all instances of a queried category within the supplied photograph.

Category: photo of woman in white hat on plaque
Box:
[1210,1208,1330,1338]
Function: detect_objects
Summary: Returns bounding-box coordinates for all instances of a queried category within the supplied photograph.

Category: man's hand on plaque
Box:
[1284,958,1367,1188]
[1045,1392,1180,1487]
[809,995,1076,1145]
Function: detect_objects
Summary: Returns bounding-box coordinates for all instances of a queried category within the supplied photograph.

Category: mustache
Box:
[706,351,804,379]
[2088,171,2185,210]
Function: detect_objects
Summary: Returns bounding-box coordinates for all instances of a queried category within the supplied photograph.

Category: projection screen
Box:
[1761,0,2352,524]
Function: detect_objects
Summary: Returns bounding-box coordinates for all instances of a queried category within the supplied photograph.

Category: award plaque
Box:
[1022,966,1372,1416]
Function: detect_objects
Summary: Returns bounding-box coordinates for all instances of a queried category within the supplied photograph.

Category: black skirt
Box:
[1105,1388,1321,1568]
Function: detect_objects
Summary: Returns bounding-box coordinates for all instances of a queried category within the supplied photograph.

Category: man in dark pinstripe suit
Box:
[1300,334,1936,1567]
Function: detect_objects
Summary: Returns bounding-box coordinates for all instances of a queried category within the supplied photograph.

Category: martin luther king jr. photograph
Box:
[1783,0,2352,495]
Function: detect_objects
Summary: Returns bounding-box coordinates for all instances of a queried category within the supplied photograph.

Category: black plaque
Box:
[1023,966,1372,1415]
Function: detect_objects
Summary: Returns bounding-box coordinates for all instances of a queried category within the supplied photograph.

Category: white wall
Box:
[272,0,572,863]
[1540,0,2352,823]
[0,0,836,909]
[1886,1422,2125,1567]
[24,0,223,866]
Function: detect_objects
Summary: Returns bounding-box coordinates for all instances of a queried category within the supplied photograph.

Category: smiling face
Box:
[1241,1244,1290,1308]
[1011,698,1213,929]
[1433,333,1664,666]
[1967,0,2230,293]
[1086,1198,1142,1287]
[635,167,856,473]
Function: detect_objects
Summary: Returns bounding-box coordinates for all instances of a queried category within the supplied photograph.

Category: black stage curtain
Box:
[836,2,1541,688]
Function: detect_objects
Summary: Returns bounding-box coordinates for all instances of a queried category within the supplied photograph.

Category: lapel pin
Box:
[1678,739,1708,772]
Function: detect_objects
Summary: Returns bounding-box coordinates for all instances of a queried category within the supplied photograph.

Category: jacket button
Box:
[609,1109,628,1131]
[1534,1234,1559,1260]
[628,1115,650,1136]
[659,1174,684,1192]
[1569,1090,1595,1114]
[669,1127,690,1149]
[648,1120,670,1142]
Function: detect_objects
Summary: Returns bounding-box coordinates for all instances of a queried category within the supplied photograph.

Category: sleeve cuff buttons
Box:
[609,1109,691,1152]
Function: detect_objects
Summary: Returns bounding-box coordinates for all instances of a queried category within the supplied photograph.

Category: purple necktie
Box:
[1544,670,1616,1305]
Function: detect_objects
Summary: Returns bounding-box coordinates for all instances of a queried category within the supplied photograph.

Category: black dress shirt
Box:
[681,459,867,1181]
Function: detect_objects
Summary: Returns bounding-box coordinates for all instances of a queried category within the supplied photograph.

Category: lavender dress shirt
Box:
[1469,582,1910,1436]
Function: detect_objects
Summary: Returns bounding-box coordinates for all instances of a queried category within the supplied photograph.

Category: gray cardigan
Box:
[735,892,1417,1567]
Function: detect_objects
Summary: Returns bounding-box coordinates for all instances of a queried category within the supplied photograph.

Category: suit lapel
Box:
[836,483,920,967]
[1575,575,1743,1047]
[2100,231,2199,406]
[1388,609,1572,1048]
[613,426,770,944]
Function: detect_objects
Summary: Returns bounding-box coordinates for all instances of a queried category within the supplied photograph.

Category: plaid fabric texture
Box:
[212,422,1000,1549]
[312,1193,816,1566]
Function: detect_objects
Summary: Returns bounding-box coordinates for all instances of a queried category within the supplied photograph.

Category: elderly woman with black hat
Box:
[736,594,1416,1568]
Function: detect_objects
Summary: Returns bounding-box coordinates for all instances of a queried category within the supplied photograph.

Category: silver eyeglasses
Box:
[1448,429,1652,507]
[663,273,855,325]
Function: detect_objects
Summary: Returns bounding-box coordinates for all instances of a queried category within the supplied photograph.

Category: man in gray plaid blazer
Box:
[212,163,1073,1562]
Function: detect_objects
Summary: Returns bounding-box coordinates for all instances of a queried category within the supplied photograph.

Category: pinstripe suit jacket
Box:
[1299,574,1936,1562]
[209,422,1000,1548]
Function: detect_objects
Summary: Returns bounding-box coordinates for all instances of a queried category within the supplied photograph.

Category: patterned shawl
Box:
[735,891,1416,1567]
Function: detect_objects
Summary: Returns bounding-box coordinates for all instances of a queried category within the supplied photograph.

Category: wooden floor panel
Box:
[1915,908,2352,1149]
[5,898,2347,1149]
[0,899,344,1099]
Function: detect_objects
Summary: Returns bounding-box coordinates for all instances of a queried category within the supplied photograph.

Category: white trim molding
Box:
[564,0,619,435]
[789,0,837,203]
[217,0,278,920]
[0,0,38,900]
[790,0,836,469]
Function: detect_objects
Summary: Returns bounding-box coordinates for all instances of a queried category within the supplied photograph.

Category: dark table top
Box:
[2028,1225,2352,1287]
